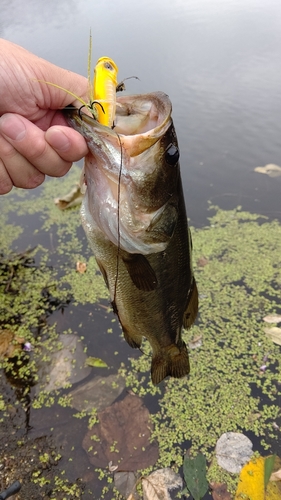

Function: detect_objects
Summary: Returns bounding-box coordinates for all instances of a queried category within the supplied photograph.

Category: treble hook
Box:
[116,76,140,93]
[78,101,106,119]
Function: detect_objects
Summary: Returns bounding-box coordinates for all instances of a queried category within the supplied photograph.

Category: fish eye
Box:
[104,61,114,71]
[165,143,179,166]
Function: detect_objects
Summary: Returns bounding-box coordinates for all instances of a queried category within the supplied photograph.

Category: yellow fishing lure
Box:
[92,57,118,127]
[36,33,118,128]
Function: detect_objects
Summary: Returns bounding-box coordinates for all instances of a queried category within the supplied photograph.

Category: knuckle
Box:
[0,160,13,194]
[26,137,48,162]
[0,137,18,161]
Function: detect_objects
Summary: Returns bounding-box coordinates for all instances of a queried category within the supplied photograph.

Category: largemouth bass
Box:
[64,91,198,384]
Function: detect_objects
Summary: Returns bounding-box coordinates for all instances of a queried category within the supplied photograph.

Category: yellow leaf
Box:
[235,456,264,500]
[235,456,281,500]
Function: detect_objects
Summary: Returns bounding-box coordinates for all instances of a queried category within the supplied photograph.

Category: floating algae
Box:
[1,173,281,497]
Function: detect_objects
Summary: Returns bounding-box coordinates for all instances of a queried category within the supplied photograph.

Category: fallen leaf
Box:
[264,327,281,346]
[69,374,125,413]
[82,393,158,470]
[265,455,276,488]
[210,482,232,500]
[235,455,281,500]
[76,261,87,273]
[54,184,83,210]
[114,471,139,499]
[142,468,182,500]
[263,315,281,324]
[270,455,281,483]
[235,456,264,500]
[254,164,281,177]
[0,329,24,358]
[270,469,281,481]
[183,452,208,500]
[85,356,108,368]
[215,432,253,473]
[188,335,203,350]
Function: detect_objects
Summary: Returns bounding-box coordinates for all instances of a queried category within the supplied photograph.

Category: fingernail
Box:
[47,128,71,152]
[0,114,26,141]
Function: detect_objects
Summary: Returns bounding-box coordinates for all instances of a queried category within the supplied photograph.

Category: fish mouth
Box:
[64,92,177,255]
[114,91,172,137]
[65,91,172,158]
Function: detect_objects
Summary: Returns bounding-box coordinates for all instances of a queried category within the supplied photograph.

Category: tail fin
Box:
[151,341,190,385]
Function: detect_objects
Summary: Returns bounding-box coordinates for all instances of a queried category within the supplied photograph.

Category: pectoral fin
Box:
[144,204,178,244]
[122,253,158,291]
[183,278,198,329]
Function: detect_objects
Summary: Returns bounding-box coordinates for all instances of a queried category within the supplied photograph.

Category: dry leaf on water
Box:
[263,315,281,324]
[264,327,281,346]
[76,261,87,273]
[142,468,182,500]
[82,393,158,470]
[254,164,281,177]
[188,334,203,350]
[0,329,25,358]
[210,482,232,500]
[54,184,83,210]
[215,432,253,473]
[270,468,281,481]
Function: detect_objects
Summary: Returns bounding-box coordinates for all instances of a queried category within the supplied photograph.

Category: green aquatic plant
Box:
[0,175,281,496]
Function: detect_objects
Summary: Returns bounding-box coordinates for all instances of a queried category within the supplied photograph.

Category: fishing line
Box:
[113,131,123,308]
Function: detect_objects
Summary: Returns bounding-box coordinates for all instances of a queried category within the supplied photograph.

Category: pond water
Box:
[1,0,281,499]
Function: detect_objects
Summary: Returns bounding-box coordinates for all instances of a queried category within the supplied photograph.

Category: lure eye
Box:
[165,143,179,166]
[104,61,114,71]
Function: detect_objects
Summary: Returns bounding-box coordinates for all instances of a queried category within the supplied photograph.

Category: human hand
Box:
[0,39,89,194]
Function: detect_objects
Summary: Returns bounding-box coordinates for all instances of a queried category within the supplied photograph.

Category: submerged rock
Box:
[215,432,253,473]
[35,334,91,393]
[69,374,126,413]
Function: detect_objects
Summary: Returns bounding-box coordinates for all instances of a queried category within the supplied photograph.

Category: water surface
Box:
[1,1,281,498]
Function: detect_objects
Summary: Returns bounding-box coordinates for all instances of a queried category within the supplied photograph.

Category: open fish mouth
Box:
[66,91,172,158]
[64,92,177,254]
